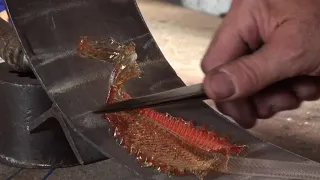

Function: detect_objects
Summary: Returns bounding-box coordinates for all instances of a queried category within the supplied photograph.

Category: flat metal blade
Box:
[93,83,208,114]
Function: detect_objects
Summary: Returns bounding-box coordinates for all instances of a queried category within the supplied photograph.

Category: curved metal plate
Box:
[3,0,315,179]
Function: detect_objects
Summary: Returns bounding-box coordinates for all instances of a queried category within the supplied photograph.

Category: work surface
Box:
[1,0,320,179]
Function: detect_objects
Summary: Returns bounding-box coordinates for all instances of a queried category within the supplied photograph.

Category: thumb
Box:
[203,29,305,101]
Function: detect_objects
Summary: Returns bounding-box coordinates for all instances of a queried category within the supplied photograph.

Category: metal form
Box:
[0,15,107,168]
[0,61,107,168]
[0,0,318,179]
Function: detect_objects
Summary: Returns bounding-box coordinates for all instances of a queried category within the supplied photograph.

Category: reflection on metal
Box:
[0,63,106,168]
[2,0,320,179]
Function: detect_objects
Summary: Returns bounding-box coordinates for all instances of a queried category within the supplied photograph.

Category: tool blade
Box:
[93,83,208,114]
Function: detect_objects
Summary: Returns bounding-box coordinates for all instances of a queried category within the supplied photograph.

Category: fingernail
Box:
[208,71,235,100]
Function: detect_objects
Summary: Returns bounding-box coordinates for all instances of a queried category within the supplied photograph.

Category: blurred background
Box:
[162,0,231,16]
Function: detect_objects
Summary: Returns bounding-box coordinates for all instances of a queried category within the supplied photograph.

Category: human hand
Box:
[201,0,320,128]
[0,10,8,22]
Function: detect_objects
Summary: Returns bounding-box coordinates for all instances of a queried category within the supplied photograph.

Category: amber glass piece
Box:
[77,37,246,179]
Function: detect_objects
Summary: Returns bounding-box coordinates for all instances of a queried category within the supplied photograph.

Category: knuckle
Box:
[257,109,274,119]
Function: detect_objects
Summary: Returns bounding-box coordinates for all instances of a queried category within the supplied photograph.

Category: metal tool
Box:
[93,83,208,114]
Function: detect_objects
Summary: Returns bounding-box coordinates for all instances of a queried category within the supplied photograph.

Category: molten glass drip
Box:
[77,37,246,179]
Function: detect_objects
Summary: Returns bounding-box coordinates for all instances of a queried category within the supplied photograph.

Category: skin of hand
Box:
[201,0,320,128]
[0,10,8,22]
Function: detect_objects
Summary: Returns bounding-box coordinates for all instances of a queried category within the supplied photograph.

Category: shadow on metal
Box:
[0,62,106,168]
[0,10,107,168]
[1,0,317,179]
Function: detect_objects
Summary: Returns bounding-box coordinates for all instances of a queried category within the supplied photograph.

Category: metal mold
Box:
[0,62,107,168]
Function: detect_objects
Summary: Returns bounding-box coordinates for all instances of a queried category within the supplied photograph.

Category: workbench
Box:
[1,0,319,179]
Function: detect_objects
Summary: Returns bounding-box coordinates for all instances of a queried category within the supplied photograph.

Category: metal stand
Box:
[0,63,107,168]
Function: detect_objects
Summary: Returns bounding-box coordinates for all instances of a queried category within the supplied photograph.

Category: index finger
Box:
[201,3,252,73]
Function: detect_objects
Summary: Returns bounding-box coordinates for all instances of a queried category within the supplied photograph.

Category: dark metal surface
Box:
[93,83,208,114]
[0,61,107,168]
[3,0,318,179]
[28,103,108,166]
[0,62,77,168]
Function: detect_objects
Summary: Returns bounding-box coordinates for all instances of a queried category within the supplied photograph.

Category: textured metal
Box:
[0,62,78,168]
[3,0,318,179]
[0,17,30,73]
[0,17,107,168]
